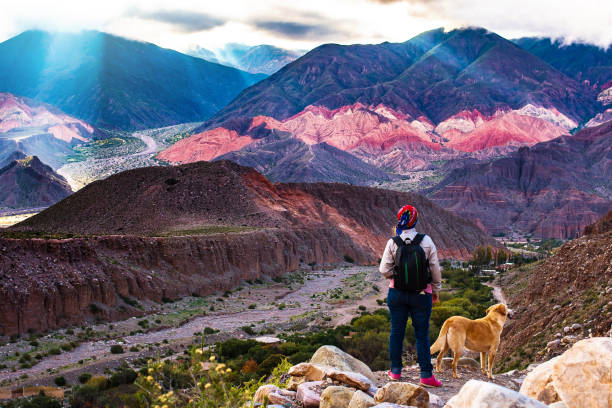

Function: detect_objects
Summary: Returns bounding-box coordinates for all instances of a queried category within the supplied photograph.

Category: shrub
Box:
[48,347,61,356]
[110,345,124,354]
[344,255,355,263]
[54,376,67,386]
[248,304,256,309]
[241,326,255,335]
[109,367,138,387]
[78,373,92,384]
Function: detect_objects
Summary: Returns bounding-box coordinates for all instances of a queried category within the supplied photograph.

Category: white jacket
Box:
[379,228,442,295]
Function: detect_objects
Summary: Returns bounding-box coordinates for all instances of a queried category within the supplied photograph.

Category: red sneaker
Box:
[420,375,442,387]
[387,371,401,380]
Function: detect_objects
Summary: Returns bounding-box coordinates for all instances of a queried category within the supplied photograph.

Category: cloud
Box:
[253,20,340,39]
[129,9,226,33]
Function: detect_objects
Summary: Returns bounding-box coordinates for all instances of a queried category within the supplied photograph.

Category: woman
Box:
[378,204,442,387]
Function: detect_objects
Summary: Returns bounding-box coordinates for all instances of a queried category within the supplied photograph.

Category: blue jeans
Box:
[387,288,433,378]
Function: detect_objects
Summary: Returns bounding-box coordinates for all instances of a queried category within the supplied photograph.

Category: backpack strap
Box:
[391,236,405,247]
[411,233,426,246]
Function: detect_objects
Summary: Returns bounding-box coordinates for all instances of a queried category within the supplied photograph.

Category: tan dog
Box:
[430,303,510,378]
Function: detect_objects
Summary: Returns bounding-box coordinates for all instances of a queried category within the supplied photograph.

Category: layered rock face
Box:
[427,121,612,238]
[2,161,495,335]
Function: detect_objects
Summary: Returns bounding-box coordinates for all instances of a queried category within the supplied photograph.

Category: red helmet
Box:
[397,205,418,228]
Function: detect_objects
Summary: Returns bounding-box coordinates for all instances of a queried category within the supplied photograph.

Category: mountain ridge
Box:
[0,30,266,130]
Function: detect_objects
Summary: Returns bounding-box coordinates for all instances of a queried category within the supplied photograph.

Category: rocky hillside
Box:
[497,212,612,372]
[0,155,72,209]
[426,121,612,238]
[1,161,495,335]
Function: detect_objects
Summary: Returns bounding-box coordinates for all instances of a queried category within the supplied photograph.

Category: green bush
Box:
[110,345,124,354]
[2,394,61,408]
[78,372,92,384]
[109,367,138,387]
[53,376,66,387]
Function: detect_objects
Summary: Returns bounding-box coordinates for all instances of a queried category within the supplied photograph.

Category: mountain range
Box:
[0,92,94,169]
[187,43,304,74]
[426,121,612,239]
[0,30,265,130]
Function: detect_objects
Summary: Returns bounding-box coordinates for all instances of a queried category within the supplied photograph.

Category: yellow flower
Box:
[225,368,232,373]
[148,368,154,374]
[159,396,167,403]
[167,391,174,396]
[162,405,169,408]
[157,384,162,390]
[146,376,154,382]
[153,406,160,408]
[205,383,212,389]
[195,349,203,355]
[209,355,216,361]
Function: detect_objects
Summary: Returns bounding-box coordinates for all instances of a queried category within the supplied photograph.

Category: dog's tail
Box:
[430,319,451,355]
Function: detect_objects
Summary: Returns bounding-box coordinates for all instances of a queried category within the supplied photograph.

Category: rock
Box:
[348,390,376,408]
[265,405,285,408]
[310,345,377,382]
[445,380,547,407]
[432,357,481,371]
[428,392,444,408]
[289,362,375,391]
[548,402,568,408]
[371,404,414,408]
[287,375,306,391]
[320,385,356,408]
[570,323,581,331]
[297,381,324,408]
[289,362,328,381]
[267,392,294,406]
[546,339,560,349]
[254,384,281,403]
[326,369,375,391]
[552,305,561,310]
[563,326,571,334]
[373,382,429,408]
[520,337,612,408]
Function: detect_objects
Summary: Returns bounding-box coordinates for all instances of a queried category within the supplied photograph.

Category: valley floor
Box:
[0,265,384,387]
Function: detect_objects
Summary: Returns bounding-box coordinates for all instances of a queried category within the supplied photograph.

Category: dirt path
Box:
[484,280,507,304]
[0,266,385,384]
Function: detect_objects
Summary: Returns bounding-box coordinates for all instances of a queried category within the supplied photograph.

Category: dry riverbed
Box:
[0,265,387,387]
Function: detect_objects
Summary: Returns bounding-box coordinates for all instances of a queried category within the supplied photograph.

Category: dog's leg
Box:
[480,352,487,374]
[487,347,497,379]
[451,349,461,379]
[436,340,448,373]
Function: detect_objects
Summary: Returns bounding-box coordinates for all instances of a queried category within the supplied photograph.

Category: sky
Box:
[0,0,610,53]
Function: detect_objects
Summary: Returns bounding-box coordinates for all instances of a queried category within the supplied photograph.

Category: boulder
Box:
[254,384,282,403]
[267,391,294,406]
[320,385,356,408]
[297,381,324,408]
[326,369,375,391]
[548,402,568,408]
[520,337,612,408]
[289,362,328,381]
[373,382,429,408]
[348,390,376,408]
[310,345,376,382]
[445,380,547,407]
[372,404,414,408]
[289,362,375,391]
